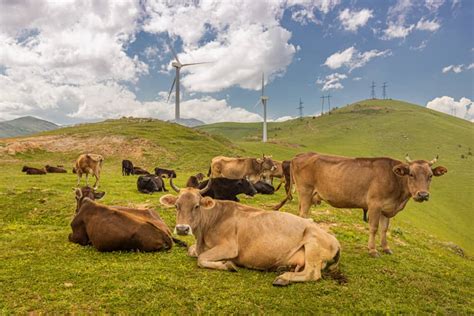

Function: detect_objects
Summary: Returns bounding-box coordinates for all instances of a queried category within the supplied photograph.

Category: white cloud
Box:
[324,46,391,72]
[338,8,373,32]
[272,115,294,122]
[416,18,441,31]
[426,96,473,121]
[425,0,445,12]
[316,73,347,91]
[382,22,415,40]
[288,0,341,24]
[410,40,428,51]
[442,64,471,73]
[352,76,362,81]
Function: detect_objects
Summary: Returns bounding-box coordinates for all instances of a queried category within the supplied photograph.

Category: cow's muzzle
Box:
[414,191,430,202]
[174,224,192,236]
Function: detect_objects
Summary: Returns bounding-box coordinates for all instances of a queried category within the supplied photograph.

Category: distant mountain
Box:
[169,118,205,127]
[0,116,59,138]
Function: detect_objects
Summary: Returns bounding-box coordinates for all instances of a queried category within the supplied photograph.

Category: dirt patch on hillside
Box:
[0,135,167,159]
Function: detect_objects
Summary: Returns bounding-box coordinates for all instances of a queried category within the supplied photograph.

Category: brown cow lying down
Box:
[209,155,276,180]
[160,179,341,286]
[276,152,447,257]
[21,166,46,175]
[45,165,67,173]
[69,187,185,252]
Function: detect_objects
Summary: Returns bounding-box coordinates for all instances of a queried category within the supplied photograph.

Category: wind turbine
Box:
[167,42,209,121]
[254,73,269,142]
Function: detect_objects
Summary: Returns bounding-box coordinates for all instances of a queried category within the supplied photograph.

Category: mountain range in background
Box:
[0,116,59,138]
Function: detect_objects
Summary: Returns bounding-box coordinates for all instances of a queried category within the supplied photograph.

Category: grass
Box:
[0,100,473,313]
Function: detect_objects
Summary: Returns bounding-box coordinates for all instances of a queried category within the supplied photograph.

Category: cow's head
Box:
[236,179,258,196]
[255,154,277,172]
[159,179,214,236]
[393,155,447,202]
[74,187,106,213]
[195,172,205,181]
[21,166,28,172]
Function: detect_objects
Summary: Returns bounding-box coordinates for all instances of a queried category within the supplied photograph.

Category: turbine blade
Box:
[167,39,181,64]
[253,100,262,108]
[167,76,176,102]
[181,62,211,67]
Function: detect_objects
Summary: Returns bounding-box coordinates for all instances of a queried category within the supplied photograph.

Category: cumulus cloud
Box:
[324,46,391,72]
[289,0,341,24]
[426,96,473,121]
[338,8,373,32]
[416,18,441,31]
[441,64,472,73]
[316,73,347,91]
[382,22,415,40]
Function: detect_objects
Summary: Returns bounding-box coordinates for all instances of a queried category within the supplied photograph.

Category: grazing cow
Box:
[72,167,77,174]
[132,167,150,175]
[160,179,341,286]
[276,152,447,257]
[69,187,176,252]
[209,155,276,180]
[198,178,257,202]
[252,181,275,195]
[155,167,177,178]
[186,173,206,188]
[122,159,134,176]
[137,175,167,193]
[260,160,284,185]
[45,165,67,173]
[21,166,46,175]
[75,154,104,189]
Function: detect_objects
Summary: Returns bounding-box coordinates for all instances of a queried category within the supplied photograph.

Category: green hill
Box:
[199,99,474,253]
[0,116,59,138]
[0,102,472,313]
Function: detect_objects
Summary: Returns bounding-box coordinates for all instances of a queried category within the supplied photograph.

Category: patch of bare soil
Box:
[0,135,167,159]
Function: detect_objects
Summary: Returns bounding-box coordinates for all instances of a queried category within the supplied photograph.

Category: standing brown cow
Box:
[75,154,104,189]
[209,155,276,180]
[276,152,447,257]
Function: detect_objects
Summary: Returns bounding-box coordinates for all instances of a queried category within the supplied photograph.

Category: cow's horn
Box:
[405,154,412,163]
[429,155,439,166]
[199,179,212,195]
[170,178,180,193]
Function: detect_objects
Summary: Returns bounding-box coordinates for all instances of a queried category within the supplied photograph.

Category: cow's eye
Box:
[194,204,199,210]
[409,173,414,178]
[428,174,433,180]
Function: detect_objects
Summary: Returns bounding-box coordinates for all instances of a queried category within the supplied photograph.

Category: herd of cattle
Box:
[23,152,447,286]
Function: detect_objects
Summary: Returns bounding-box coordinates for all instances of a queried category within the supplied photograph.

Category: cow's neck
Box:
[383,175,411,217]
[192,203,228,253]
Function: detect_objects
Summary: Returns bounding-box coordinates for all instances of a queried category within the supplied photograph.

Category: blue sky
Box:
[0,0,472,124]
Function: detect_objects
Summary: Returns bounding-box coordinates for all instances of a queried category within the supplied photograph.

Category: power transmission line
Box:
[297,98,304,119]
[326,93,331,112]
[371,81,376,99]
[382,82,388,99]
[320,95,325,115]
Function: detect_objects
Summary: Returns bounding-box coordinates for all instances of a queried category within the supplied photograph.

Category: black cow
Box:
[133,167,150,175]
[155,167,177,178]
[197,178,257,202]
[21,166,46,175]
[137,175,167,193]
[122,160,134,176]
[253,181,275,195]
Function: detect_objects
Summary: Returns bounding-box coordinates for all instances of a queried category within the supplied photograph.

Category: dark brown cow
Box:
[21,166,46,175]
[276,152,447,257]
[133,166,150,175]
[45,165,67,173]
[186,173,206,188]
[160,179,341,286]
[69,187,178,252]
[155,167,177,178]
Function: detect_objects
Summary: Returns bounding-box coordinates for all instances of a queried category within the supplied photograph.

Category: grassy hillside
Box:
[199,99,474,254]
[0,103,472,313]
[0,116,59,138]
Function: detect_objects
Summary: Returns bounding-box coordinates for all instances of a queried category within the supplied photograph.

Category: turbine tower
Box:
[254,73,269,142]
[167,42,209,121]
[297,98,304,119]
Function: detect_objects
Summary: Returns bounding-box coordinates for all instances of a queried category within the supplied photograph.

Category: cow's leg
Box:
[197,243,238,271]
[367,207,381,257]
[93,170,100,189]
[273,237,323,286]
[379,215,392,254]
[76,171,82,187]
[298,187,313,218]
[187,244,198,257]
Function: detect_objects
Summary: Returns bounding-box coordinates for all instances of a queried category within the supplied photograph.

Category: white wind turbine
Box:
[167,42,210,121]
[254,73,269,142]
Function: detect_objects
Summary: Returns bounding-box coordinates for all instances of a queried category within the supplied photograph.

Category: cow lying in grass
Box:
[75,154,104,189]
[21,166,46,175]
[137,175,167,193]
[45,165,67,173]
[160,179,341,286]
[197,178,257,202]
[69,187,185,251]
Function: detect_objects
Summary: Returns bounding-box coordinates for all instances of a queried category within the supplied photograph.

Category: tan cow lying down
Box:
[75,154,104,189]
[209,155,276,180]
[160,179,341,286]
[69,187,180,252]
[277,152,447,257]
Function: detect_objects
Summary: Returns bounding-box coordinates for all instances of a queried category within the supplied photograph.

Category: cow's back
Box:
[210,156,248,179]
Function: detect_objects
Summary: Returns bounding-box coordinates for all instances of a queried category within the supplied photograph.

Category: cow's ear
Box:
[160,195,177,207]
[393,164,410,177]
[200,197,215,209]
[74,188,83,199]
[432,166,447,177]
[94,191,106,200]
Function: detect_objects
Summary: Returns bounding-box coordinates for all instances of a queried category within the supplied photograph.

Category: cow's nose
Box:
[417,191,430,201]
[175,224,190,236]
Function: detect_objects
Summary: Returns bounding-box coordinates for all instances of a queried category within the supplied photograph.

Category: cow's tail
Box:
[274,178,283,192]
[326,249,348,285]
[207,166,211,177]
[273,163,293,211]
[172,237,188,248]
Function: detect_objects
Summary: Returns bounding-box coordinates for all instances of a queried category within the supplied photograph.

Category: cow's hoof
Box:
[225,261,238,272]
[383,249,393,255]
[369,251,380,258]
[272,277,290,287]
